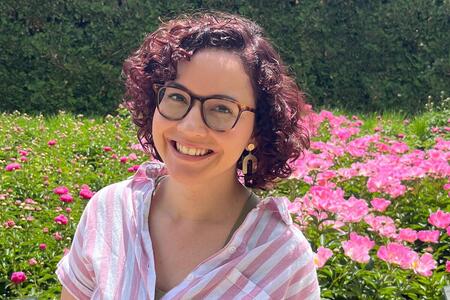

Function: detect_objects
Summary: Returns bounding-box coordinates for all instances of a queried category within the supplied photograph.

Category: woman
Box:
[57,11,320,299]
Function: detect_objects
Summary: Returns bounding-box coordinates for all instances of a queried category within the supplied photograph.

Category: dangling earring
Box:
[242,143,257,175]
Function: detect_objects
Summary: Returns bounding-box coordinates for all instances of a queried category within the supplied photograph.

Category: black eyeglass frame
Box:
[153,82,256,132]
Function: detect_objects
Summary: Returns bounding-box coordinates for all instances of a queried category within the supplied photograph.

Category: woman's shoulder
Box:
[81,160,167,222]
[254,195,294,227]
[92,160,166,198]
[233,196,318,295]
[252,195,314,254]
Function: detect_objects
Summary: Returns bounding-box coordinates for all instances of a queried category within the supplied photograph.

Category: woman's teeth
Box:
[175,142,212,156]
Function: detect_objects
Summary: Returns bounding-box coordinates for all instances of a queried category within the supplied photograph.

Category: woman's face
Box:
[152,48,256,185]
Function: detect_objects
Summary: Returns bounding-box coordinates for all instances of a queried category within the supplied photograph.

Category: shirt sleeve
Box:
[285,235,321,299]
[55,197,97,299]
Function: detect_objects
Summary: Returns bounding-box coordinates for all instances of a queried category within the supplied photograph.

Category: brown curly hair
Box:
[122,11,310,190]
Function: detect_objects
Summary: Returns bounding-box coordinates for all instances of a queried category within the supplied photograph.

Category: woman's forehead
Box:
[175,49,255,106]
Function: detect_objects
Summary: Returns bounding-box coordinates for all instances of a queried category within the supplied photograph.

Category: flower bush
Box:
[0,103,449,298]
[263,100,450,299]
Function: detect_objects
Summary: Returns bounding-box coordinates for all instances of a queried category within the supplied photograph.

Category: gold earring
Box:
[242,143,257,175]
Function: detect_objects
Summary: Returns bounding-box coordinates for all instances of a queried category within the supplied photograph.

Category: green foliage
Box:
[1,0,449,115]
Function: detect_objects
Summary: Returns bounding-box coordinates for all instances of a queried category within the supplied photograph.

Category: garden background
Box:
[1,0,449,299]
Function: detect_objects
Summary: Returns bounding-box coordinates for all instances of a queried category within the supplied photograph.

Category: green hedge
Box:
[0,0,449,116]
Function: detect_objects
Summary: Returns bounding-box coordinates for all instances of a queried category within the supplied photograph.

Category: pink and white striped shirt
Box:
[56,161,320,299]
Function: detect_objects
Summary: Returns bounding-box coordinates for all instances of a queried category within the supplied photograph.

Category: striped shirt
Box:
[56,161,320,299]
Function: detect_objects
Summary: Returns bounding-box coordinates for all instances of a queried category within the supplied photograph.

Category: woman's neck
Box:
[155,172,250,225]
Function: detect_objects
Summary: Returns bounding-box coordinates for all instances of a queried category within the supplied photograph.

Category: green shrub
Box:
[0,0,449,115]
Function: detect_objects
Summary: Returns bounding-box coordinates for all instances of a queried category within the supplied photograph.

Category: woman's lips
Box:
[169,140,215,161]
[171,140,214,152]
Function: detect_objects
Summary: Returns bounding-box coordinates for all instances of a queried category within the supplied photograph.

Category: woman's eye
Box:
[168,93,187,102]
[212,105,232,114]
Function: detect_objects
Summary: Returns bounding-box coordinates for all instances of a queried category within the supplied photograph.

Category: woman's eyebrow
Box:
[170,81,239,102]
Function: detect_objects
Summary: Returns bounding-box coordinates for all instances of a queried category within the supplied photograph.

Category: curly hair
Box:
[122,11,310,190]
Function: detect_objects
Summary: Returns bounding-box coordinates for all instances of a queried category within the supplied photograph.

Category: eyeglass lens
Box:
[157,87,240,131]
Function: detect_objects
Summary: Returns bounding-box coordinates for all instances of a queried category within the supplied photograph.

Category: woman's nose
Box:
[176,101,208,136]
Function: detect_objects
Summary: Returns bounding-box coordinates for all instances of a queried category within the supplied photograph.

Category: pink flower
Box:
[370,198,391,212]
[19,150,28,156]
[390,141,409,154]
[316,170,336,186]
[305,186,346,213]
[127,165,141,172]
[413,253,437,277]
[364,214,397,238]
[39,243,47,250]
[28,258,37,266]
[53,232,62,241]
[428,210,450,229]
[47,139,57,146]
[314,247,333,268]
[306,158,333,171]
[79,188,93,200]
[120,156,128,163]
[5,163,21,171]
[398,228,418,243]
[130,143,144,151]
[128,153,138,160]
[11,271,27,284]
[54,214,68,225]
[53,186,69,195]
[59,194,73,203]
[42,227,49,233]
[367,176,389,193]
[341,232,375,263]
[447,226,450,236]
[377,242,418,269]
[20,156,28,162]
[446,261,450,272]
[3,219,16,229]
[332,127,360,141]
[66,207,72,213]
[337,196,369,223]
[417,230,440,243]
[103,146,112,152]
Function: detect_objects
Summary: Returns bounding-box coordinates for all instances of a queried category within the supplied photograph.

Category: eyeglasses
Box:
[153,82,255,132]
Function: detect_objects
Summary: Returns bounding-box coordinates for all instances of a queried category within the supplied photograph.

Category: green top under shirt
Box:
[153,184,259,300]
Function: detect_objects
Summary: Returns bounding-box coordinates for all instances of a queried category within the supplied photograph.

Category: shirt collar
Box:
[131,161,293,226]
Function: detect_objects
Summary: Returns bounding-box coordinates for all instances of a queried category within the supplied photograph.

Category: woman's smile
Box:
[168,139,216,161]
